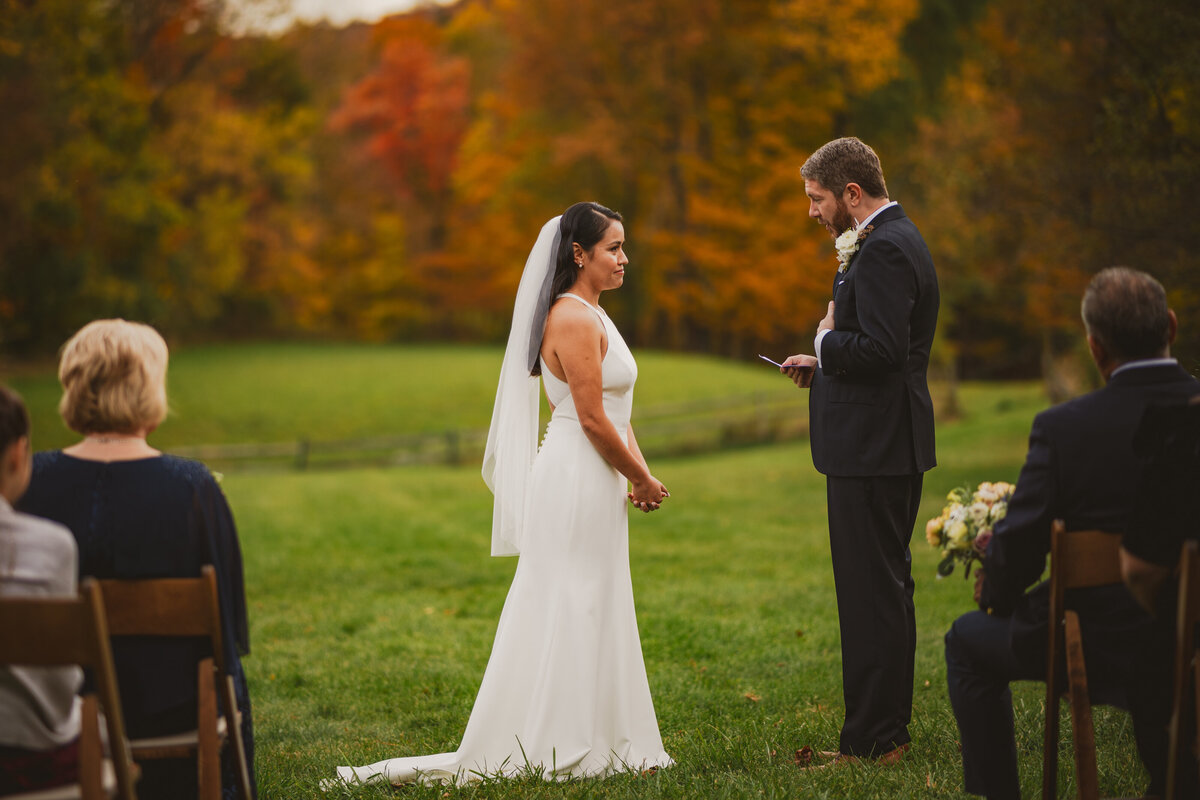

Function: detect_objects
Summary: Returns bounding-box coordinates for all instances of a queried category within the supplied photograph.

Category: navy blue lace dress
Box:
[18,452,255,800]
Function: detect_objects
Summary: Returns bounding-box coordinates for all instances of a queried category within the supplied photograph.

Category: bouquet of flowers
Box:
[924,481,1016,578]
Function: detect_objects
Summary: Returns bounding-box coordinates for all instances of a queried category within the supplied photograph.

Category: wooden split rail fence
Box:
[172,392,808,472]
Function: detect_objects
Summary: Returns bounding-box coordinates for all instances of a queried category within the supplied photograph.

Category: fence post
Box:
[295,438,310,470]
[445,430,460,465]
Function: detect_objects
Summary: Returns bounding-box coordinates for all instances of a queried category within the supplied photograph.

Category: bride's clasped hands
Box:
[628,477,669,513]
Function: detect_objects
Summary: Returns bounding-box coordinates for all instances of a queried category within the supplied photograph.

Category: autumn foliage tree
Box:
[331,16,469,252]
[433,0,923,357]
[4,0,1196,381]
[0,0,318,351]
[326,13,474,338]
[911,0,1200,383]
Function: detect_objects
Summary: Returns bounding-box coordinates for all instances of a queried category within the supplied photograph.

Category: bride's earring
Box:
[576,261,583,268]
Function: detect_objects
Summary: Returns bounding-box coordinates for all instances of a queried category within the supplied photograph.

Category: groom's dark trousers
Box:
[826,473,922,753]
[809,204,939,756]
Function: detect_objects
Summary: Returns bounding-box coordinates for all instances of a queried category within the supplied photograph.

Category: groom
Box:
[783,137,939,762]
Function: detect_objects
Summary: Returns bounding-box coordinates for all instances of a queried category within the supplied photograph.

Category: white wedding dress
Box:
[332,294,673,786]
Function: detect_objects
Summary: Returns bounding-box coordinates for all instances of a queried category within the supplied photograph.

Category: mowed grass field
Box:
[9,342,803,451]
[5,344,1147,798]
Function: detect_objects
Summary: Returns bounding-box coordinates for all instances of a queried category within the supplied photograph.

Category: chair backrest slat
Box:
[0,598,106,666]
[99,575,216,638]
[1051,527,1125,591]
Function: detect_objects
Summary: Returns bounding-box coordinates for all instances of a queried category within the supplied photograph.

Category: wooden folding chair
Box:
[0,579,139,800]
[1167,540,1200,799]
[97,565,252,800]
[1042,521,1125,800]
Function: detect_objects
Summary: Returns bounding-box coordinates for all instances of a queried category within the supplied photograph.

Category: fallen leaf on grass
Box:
[744,692,761,702]
[795,629,805,637]
[793,746,816,766]
[926,773,936,788]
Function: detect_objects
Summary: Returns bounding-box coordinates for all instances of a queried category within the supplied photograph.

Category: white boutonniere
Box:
[835,224,874,273]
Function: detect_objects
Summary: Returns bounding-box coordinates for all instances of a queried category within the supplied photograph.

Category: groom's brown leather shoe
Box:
[802,743,909,769]
[874,743,910,764]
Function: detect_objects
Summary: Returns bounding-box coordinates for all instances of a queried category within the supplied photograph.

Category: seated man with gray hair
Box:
[944,267,1198,799]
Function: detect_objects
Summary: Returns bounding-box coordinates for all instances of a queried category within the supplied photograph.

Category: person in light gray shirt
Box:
[0,384,82,794]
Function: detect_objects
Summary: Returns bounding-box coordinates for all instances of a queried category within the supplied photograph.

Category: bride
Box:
[331,202,674,786]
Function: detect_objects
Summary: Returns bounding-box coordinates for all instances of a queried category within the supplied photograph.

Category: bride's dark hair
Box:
[552,202,622,299]
[530,202,622,376]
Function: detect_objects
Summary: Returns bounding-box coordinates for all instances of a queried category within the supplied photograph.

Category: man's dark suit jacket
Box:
[1126,397,1200,574]
[981,362,1200,666]
[809,204,939,477]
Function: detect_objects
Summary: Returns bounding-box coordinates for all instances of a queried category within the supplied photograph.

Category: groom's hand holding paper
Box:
[760,353,816,388]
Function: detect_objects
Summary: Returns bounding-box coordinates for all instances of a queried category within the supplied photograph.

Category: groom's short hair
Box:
[801,137,889,200]
[1082,267,1172,362]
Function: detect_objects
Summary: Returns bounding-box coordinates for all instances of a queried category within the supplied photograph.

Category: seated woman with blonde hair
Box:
[17,319,256,799]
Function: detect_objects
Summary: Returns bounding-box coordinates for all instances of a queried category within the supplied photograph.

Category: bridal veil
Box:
[481,215,561,556]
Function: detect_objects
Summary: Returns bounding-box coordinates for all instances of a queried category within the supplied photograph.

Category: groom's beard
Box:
[826,199,855,238]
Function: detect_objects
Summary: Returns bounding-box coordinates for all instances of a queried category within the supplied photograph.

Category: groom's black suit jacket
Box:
[981,362,1200,666]
[809,204,939,477]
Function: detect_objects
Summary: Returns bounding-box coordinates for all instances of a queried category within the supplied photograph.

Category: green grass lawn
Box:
[6,342,806,451]
[3,345,1148,798]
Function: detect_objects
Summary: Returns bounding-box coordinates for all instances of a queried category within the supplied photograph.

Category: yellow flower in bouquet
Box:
[925,481,1015,578]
